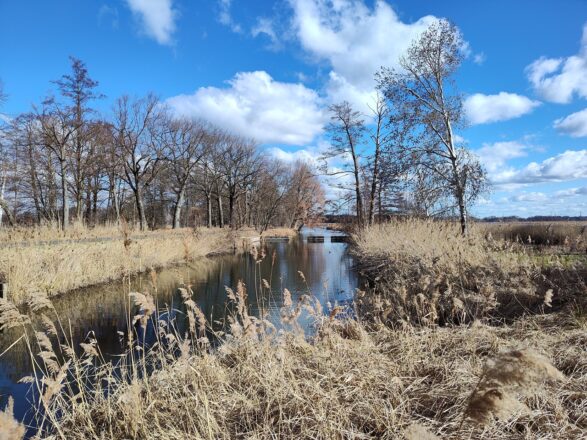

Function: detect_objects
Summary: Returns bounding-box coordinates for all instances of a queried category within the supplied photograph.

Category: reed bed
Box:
[2,279,585,439]
[480,221,587,248]
[0,221,133,244]
[2,220,586,439]
[353,219,587,325]
[0,226,236,304]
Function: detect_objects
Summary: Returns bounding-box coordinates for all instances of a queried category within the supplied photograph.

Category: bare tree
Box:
[0,81,14,226]
[53,57,102,221]
[162,115,208,228]
[37,97,78,229]
[366,94,389,225]
[112,94,163,231]
[324,102,366,227]
[377,19,487,234]
[216,134,261,229]
[283,161,324,230]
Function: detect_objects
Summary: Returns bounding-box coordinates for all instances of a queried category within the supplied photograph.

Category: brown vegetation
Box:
[2,221,586,439]
[3,275,584,439]
[480,221,587,249]
[0,224,237,304]
[353,219,587,326]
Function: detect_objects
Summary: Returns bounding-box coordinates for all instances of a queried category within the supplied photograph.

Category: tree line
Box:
[1,19,487,235]
[0,60,323,231]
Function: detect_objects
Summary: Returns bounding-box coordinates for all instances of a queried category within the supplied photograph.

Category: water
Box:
[0,227,358,431]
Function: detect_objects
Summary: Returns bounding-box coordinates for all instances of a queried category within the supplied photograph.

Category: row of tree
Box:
[1,19,487,234]
[0,61,323,231]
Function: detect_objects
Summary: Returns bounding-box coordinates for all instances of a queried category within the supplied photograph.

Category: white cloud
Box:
[555,186,587,198]
[508,192,548,203]
[464,92,540,125]
[267,146,321,165]
[218,0,242,33]
[554,108,587,137]
[493,150,587,185]
[288,0,437,112]
[475,141,528,173]
[125,0,177,45]
[252,17,280,48]
[525,23,587,103]
[166,71,326,145]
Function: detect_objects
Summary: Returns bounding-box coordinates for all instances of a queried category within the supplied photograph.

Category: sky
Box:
[1,0,587,217]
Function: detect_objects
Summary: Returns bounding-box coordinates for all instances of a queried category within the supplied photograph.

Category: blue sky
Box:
[1,0,587,217]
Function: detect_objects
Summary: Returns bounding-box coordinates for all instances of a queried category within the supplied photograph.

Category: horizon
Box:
[1,0,587,217]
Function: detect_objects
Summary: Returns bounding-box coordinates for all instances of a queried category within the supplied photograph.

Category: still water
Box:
[0,227,358,431]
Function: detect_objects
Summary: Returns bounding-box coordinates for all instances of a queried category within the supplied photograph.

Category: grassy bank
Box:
[0,227,232,305]
[0,224,291,305]
[2,220,586,439]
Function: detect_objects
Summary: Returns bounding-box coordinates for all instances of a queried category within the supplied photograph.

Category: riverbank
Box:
[2,221,586,439]
[3,287,584,439]
[0,225,296,305]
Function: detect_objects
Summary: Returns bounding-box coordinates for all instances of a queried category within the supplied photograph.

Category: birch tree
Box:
[324,102,366,227]
[377,19,487,234]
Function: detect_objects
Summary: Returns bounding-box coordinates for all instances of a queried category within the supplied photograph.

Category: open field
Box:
[0,224,295,305]
[1,219,585,439]
[479,221,587,249]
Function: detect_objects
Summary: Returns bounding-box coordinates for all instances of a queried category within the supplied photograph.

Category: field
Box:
[1,219,586,439]
[479,220,587,249]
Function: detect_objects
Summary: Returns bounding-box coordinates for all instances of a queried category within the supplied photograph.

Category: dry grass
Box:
[0,225,237,304]
[6,287,586,440]
[0,397,26,440]
[480,221,587,248]
[261,227,298,238]
[353,219,587,326]
[3,219,586,439]
[0,220,131,243]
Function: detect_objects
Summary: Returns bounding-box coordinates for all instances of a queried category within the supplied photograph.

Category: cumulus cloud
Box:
[288,0,437,112]
[267,146,322,165]
[125,0,177,45]
[475,141,529,173]
[525,22,587,103]
[492,149,587,185]
[464,92,540,125]
[166,71,326,145]
[554,108,587,137]
[555,186,587,198]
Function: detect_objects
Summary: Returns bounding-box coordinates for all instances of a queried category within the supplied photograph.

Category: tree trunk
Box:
[135,186,147,231]
[228,191,235,229]
[217,193,224,228]
[457,187,467,235]
[0,196,15,226]
[172,186,186,229]
[446,118,467,235]
[59,158,69,230]
[206,194,212,228]
[350,145,364,227]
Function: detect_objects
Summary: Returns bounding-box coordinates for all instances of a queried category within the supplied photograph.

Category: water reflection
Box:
[0,227,357,429]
